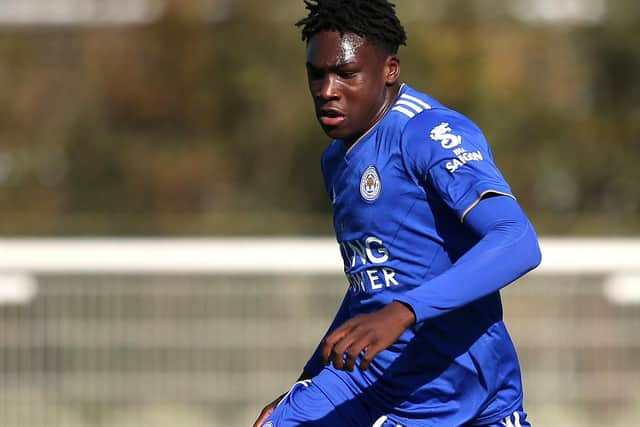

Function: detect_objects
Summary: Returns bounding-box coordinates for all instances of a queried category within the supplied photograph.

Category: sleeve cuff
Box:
[393,295,439,324]
[456,184,515,222]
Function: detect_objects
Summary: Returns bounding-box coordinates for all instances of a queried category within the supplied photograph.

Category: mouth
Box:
[318,108,346,127]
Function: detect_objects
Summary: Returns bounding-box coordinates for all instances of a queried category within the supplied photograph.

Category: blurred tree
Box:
[0,0,638,235]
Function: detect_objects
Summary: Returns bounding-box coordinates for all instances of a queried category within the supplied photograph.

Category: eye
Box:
[338,71,356,79]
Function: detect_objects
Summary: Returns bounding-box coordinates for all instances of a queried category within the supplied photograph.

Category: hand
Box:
[252,393,285,427]
[321,301,416,371]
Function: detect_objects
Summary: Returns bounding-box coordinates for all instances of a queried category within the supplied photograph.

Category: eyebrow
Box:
[306,60,356,71]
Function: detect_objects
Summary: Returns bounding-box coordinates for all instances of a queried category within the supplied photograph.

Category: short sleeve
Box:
[401,110,514,220]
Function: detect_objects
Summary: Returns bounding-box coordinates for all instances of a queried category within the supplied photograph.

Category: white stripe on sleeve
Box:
[400,93,432,109]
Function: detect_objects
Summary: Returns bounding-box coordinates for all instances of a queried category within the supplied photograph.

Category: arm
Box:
[392,111,541,321]
[322,195,541,371]
[393,194,541,322]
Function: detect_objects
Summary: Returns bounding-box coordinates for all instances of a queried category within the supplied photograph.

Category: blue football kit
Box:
[264,84,541,427]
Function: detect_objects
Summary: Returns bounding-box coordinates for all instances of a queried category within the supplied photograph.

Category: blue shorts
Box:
[473,410,531,427]
[261,378,532,427]
[261,379,402,427]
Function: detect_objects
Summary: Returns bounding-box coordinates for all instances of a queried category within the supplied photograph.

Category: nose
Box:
[318,74,339,100]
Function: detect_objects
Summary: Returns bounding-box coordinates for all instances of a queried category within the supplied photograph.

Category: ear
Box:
[384,55,400,85]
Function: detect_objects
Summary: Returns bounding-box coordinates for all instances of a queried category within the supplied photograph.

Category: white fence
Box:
[1,237,639,274]
[0,238,639,427]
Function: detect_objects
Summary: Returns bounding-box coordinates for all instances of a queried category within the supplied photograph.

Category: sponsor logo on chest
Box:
[340,236,400,293]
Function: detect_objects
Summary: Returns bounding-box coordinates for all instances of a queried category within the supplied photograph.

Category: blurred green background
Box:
[0,0,638,236]
[1,3,640,427]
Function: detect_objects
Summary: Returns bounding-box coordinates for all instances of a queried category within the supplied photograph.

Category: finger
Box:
[321,322,354,363]
[343,332,374,371]
[330,333,359,370]
[342,346,362,372]
[339,327,372,371]
[358,341,381,371]
[332,324,371,370]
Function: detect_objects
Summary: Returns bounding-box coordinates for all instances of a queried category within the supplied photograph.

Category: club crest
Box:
[360,166,382,201]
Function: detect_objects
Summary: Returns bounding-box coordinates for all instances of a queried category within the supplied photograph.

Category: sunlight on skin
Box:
[337,34,364,64]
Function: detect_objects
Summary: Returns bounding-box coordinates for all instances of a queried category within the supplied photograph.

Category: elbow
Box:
[504,218,541,275]
[524,223,542,272]
[496,216,541,273]
[529,239,542,271]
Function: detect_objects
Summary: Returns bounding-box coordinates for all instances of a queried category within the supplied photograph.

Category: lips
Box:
[319,108,345,127]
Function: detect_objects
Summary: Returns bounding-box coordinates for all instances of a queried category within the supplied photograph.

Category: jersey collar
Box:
[342,83,406,158]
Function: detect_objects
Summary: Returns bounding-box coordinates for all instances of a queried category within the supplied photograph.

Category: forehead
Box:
[306,31,382,67]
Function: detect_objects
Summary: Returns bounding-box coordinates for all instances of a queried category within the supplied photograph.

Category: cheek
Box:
[356,80,385,109]
[342,76,369,100]
[307,80,319,95]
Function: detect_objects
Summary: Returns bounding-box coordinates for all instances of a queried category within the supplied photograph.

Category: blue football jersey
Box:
[315,84,526,425]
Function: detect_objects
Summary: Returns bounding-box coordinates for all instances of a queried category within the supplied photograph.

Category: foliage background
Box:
[0,0,638,236]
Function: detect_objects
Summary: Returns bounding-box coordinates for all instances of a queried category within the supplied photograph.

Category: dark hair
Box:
[295,0,407,54]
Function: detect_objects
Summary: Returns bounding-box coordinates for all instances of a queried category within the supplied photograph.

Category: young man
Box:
[254,1,541,426]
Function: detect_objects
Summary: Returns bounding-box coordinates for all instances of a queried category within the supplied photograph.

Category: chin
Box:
[320,125,352,141]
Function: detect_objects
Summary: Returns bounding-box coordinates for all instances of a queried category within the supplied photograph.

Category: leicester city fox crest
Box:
[360,166,382,201]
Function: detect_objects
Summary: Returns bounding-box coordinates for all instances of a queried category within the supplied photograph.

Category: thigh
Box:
[262,378,370,427]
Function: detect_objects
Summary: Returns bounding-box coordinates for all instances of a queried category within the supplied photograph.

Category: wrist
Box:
[389,300,416,328]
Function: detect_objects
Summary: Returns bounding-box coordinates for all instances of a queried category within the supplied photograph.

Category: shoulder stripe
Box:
[395,99,424,113]
[400,93,432,110]
[391,106,416,118]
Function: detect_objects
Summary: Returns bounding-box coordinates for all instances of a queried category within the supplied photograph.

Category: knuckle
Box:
[361,352,374,363]
[335,341,349,353]
[323,336,335,345]
[340,319,355,329]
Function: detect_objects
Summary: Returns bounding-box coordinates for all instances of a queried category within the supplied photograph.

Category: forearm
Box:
[394,196,541,323]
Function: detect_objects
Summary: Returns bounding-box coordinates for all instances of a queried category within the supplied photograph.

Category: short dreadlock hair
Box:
[296,0,407,54]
